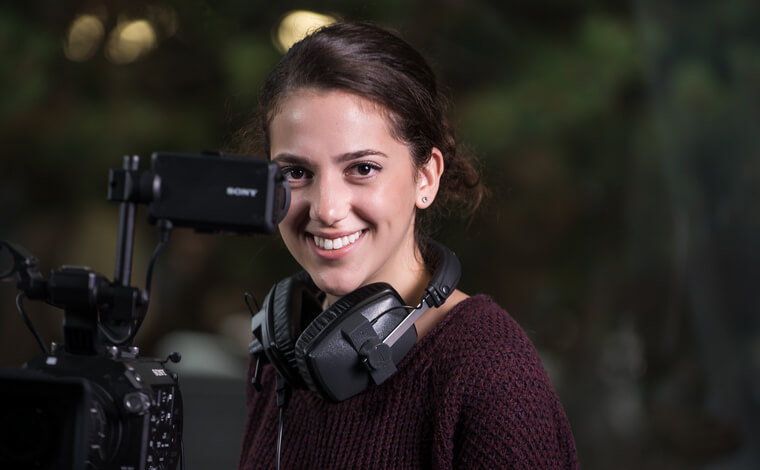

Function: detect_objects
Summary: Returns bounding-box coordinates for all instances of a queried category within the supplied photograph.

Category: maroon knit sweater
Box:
[238,295,578,469]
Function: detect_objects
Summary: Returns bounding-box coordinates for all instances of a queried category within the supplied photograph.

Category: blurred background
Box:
[1,0,759,468]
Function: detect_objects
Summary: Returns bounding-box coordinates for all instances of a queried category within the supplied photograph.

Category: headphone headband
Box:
[383,240,461,347]
[422,239,462,308]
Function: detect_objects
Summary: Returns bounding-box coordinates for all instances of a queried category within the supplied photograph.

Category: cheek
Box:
[354,183,416,225]
[280,195,309,234]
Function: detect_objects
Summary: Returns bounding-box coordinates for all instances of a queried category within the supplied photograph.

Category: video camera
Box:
[0,151,289,470]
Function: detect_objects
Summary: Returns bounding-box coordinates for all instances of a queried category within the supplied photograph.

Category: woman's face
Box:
[269,89,435,300]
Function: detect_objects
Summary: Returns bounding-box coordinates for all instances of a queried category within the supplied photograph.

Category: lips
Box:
[312,230,363,250]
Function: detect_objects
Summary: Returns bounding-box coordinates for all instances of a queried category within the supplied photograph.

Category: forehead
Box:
[268,89,409,159]
[271,87,390,120]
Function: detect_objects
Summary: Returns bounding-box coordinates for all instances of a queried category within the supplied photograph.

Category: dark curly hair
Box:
[230,21,485,251]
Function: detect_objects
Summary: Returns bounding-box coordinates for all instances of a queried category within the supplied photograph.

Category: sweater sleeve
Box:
[432,296,578,470]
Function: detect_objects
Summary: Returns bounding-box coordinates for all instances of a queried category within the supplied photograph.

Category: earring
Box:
[422,197,428,203]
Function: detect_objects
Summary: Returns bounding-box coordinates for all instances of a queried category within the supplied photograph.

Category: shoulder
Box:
[429,294,539,366]
[425,295,579,468]
[422,294,554,400]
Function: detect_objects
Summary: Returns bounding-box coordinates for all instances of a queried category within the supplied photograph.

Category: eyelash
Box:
[279,162,382,182]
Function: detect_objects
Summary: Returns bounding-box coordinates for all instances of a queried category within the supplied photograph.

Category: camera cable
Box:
[144,220,173,299]
[244,291,260,315]
[128,219,173,344]
[15,292,49,355]
[98,220,173,346]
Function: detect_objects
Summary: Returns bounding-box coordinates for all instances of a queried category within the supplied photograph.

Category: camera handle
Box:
[0,242,149,355]
[2,155,166,355]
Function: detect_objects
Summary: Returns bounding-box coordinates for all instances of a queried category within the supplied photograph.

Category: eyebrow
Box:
[272,149,389,165]
[272,153,309,165]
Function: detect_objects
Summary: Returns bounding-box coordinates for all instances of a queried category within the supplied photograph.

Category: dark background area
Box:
[1,1,759,468]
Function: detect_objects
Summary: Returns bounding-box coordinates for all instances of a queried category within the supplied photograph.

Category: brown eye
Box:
[350,162,380,177]
[282,166,308,180]
[357,164,372,175]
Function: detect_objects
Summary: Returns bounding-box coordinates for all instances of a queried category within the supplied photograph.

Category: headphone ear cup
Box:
[294,289,367,397]
[294,282,403,401]
[265,271,323,389]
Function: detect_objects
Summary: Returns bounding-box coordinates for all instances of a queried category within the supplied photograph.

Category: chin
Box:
[309,270,363,298]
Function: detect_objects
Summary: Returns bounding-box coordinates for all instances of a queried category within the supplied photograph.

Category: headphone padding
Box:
[268,272,321,389]
[294,282,393,397]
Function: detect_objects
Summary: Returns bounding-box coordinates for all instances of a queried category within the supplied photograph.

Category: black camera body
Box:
[1,351,182,470]
[0,151,289,470]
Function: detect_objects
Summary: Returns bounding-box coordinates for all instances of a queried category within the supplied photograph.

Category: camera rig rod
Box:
[108,155,161,287]
[113,155,139,287]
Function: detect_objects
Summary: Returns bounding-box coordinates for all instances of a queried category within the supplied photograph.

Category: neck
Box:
[324,236,429,307]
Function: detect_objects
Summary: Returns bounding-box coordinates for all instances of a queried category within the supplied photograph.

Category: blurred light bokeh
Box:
[1,1,759,469]
[274,10,337,53]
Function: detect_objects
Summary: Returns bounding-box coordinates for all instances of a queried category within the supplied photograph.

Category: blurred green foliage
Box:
[1,1,759,468]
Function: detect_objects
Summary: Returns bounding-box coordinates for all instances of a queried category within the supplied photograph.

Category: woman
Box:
[235,21,578,469]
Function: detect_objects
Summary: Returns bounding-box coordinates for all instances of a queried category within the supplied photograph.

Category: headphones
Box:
[248,240,461,403]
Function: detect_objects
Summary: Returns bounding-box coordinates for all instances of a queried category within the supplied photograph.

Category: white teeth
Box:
[313,230,362,250]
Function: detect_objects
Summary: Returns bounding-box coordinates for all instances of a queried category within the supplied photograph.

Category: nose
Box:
[309,173,350,226]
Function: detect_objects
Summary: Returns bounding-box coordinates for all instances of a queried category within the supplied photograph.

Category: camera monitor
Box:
[147,151,289,234]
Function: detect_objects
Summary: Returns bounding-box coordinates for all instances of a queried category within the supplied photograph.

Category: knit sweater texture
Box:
[238,295,578,469]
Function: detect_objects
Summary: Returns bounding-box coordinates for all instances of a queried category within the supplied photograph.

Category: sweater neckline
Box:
[395,294,490,370]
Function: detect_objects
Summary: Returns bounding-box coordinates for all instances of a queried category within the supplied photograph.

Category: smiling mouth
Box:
[312,230,363,250]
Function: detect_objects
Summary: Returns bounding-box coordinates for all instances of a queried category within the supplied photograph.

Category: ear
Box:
[415,147,444,209]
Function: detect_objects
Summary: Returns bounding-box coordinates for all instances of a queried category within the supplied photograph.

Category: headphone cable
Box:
[277,407,285,470]
[275,374,291,470]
